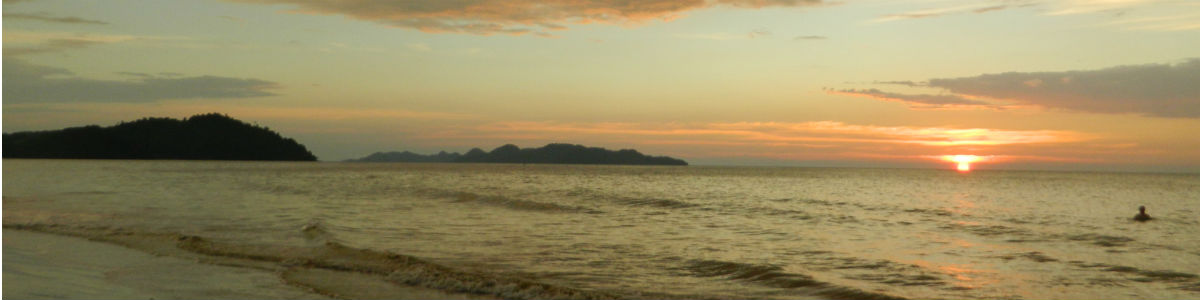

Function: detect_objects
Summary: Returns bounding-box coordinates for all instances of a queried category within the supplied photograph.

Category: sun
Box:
[943,155,983,172]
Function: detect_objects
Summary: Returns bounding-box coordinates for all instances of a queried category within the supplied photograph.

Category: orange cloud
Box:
[225,0,823,36]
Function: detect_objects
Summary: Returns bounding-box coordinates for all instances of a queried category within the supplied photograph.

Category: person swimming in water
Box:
[1133,206,1152,222]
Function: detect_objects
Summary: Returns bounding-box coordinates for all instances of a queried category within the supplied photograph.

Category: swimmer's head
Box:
[1139,206,1146,213]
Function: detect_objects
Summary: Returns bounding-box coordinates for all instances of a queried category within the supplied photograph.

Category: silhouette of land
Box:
[3,113,317,161]
[349,143,688,166]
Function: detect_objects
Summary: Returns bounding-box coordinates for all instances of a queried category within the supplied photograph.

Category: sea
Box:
[3,159,1199,299]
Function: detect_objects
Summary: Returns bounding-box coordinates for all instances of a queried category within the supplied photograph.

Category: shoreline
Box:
[2,228,496,300]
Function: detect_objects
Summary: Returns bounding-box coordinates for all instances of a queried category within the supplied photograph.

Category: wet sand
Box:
[2,229,495,299]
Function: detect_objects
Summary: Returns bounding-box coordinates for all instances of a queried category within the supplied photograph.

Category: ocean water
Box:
[3,159,1198,299]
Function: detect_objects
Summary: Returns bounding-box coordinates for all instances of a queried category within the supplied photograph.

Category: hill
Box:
[349,143,687,166]
[3,113,317,161]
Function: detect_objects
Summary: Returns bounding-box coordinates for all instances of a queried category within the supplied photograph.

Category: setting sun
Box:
[944,155,983,172]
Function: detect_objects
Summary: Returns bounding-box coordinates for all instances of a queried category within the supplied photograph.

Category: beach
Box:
[3,228,323,299]
[2,228,496,299]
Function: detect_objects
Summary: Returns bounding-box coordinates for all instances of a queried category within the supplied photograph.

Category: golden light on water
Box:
[944,155,983,172]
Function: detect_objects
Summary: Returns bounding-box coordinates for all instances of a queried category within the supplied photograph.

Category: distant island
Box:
[3,113,317,161]
[348,143,688,166]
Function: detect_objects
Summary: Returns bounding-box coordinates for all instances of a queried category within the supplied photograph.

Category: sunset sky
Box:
[4,0,1199,171]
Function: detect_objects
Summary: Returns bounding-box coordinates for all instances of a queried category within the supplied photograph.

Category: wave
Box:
[939,222,1032,238]
[790,252,947,289]
[1070,261,1198,282]
[6,223,626,300]
[300,219,341,246]
[680,259,906,300]
[1064,260,1200,292]
[1064,233,1135,247]
[612,197,698,209]
[903,208,954,217]
[446,191,603,214]
[759,208,815,220]
[565,188,699,210]
[993,251,1059,263]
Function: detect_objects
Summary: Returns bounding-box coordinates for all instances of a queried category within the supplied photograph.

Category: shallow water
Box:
[2,229,328,299]
[4,159,1199,299]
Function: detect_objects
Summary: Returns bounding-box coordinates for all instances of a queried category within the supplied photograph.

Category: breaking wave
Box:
[680,259,906,300]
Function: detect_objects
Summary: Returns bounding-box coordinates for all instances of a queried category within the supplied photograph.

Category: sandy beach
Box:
[2,228,496,300]
[3,228,327,299]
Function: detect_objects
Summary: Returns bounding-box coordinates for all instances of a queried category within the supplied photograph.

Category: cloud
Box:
[3,38,111,56]
[794,35,826,40]
[1046,0,1200,31]
[675,33,748,40]
[872,2,1029,23]
[1046,0,1154,15]
[1100,12,1200,31]
[3,12,109,25]
[223,0,822,36]
[873,80,924,87]
[972,5,1009,13]
[925,59,1200,118]
[829,88,1003,110]
[747,28,771,38]
[872,0,1199,31]
[838,59,1200,118]
[676,29,774,40]
[3,31,139,56]
[3,59,280,103]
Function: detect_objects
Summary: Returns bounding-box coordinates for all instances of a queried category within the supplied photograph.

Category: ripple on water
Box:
[676,259,906,300]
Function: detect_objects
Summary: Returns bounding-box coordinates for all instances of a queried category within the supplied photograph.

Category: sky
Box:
[3,0,1199,172]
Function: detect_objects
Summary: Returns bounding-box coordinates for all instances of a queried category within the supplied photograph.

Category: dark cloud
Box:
[927,59,1200,118]
[4,13,108,25]
[832,88,996,109]
[3,38,110,56]
[873,80,923,87]
[3,59,280,103]
[224,0,822,36]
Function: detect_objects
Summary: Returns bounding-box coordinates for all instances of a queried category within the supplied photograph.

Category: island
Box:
[3,113,318,161]
[348,143,688,166]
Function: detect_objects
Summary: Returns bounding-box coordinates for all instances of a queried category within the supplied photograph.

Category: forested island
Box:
[349,143,688,166]
[3,113,317,161]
